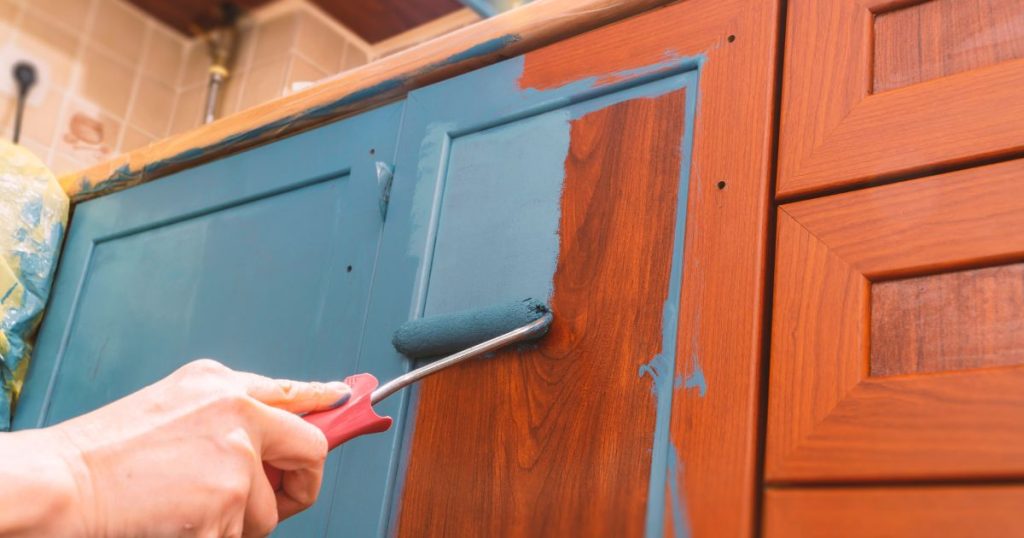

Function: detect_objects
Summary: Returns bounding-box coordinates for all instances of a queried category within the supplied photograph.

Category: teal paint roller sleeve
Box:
[392,298,551,359]
[264,299,553,490]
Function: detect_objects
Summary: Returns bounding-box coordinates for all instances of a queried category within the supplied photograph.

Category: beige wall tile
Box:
[181,41,210,87]
[49,151,86,175]
[78,46,134,118]
[54,99,120,164]
[0,0,22,26]
[0,94,14,140]
[18,137,52,163]
[27,0,93,33]
[252,13,296,63]
[91,0,147,64]
[19,84,64,145]
[18,10,80,57]
[285,55,326,94]
[128,76,175,136]
[12,26,77,90]
[142,25,184,83]
[294,11,344,74]
[170,83,204,135]
[237,56,288,111]
[339,43,369,72]
[120,125,153,151]
[220,72,245,117]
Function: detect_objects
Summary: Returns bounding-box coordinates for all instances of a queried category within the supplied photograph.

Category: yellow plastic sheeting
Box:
[0,142,68,429]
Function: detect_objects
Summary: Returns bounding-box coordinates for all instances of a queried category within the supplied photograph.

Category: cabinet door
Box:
[14,103,408,536]
[778,0,1024,197]
[381,0,779,536]
[768,158,1024,483]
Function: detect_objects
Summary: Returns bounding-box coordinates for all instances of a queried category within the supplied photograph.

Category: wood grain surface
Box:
[397,88,686,538]
[873,0,1024,92]
[871,263,1024,376]
[764,485,1024,538]
[777,0,1024,198]
[768,158,1024,482]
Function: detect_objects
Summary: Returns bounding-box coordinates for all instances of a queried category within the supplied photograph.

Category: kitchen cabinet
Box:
[389,0,778,536]
[13,103,410,537]
[16,0,780,535]
[767,0,1024,534]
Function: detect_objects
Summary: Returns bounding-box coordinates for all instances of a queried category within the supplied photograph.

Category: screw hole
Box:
[369,148,376,155]
[727,34,736,43]
[716,181,727,190]
[346,265,353,272]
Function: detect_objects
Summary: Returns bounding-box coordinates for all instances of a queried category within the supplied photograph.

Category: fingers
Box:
[239,372,351,415]
[275,465,324,520]
[250,402,327,519]
[244,458,280,537]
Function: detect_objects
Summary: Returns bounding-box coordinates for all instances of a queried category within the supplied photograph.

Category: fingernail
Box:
[328,382,351,408]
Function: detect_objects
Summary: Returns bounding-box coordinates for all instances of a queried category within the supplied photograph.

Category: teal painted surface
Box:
[378,52,701,535]
[392,299,550,358]
[14,103,408,537]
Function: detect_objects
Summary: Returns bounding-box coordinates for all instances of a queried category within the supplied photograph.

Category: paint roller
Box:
[266,298,553,488]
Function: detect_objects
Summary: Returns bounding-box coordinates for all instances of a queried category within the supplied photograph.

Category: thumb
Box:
[240,373,351,414]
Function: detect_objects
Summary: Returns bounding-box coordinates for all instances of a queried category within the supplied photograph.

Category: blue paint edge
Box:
[636,55,705,538]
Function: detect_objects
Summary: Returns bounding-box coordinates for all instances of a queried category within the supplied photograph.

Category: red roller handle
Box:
[265,373,393,490]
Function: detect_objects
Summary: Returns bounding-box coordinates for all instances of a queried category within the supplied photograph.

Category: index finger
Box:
[238,372,351,414]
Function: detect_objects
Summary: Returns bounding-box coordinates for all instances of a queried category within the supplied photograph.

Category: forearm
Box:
[0,429,87,537]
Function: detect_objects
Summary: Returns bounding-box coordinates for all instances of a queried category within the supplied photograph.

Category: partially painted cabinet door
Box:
[378,1,778,536]
[14,103,410,536]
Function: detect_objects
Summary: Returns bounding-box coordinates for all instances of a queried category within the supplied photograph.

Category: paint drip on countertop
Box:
[0,142,69,430]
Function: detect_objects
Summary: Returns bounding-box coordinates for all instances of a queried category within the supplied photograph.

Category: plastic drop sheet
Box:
[0,142,68,430]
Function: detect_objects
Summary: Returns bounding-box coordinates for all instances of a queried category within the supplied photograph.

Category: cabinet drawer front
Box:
[764,486,1024,538]
[778,0,1024,198]
[768,158,1024,482]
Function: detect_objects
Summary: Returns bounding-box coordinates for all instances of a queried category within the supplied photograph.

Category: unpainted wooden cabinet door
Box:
[13,103,410,537]
[382,0,779,536]
[768,158,1024,484]
[778,0,1024,197]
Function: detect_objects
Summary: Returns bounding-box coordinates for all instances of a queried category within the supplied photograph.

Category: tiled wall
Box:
[0,0,374,176]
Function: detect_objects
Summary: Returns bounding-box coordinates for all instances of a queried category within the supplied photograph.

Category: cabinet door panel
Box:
[778,0,1024,197]
[768,158,1024,482]
[385,0,780,536]
[15,103,407,537]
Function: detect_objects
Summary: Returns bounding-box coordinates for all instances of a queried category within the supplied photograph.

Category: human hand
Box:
[42,359,350,537]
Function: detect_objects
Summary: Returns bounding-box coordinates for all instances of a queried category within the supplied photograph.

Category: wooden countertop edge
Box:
[61,0,674,204]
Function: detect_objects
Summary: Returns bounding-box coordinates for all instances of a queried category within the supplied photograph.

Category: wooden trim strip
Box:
[62,0,675,204]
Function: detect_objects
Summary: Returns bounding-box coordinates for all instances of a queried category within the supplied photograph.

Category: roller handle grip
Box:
[265,373,393,490]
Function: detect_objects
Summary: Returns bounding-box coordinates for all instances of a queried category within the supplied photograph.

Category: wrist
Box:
[0,429,94,536]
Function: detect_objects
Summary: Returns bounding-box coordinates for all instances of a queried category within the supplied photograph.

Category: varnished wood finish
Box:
[871,263,1024,376]
[873,0,1024,93]
[312,0,461,43]
[64,0,679,203]
[768,158,1024,482]
[399,90,686,538]
[399,1,780,536]
[764,486,1024,538]
[778,0,1024,198]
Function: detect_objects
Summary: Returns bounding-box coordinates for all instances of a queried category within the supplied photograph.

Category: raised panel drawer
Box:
[778,0,1024,198]
[767,158,1024,482]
